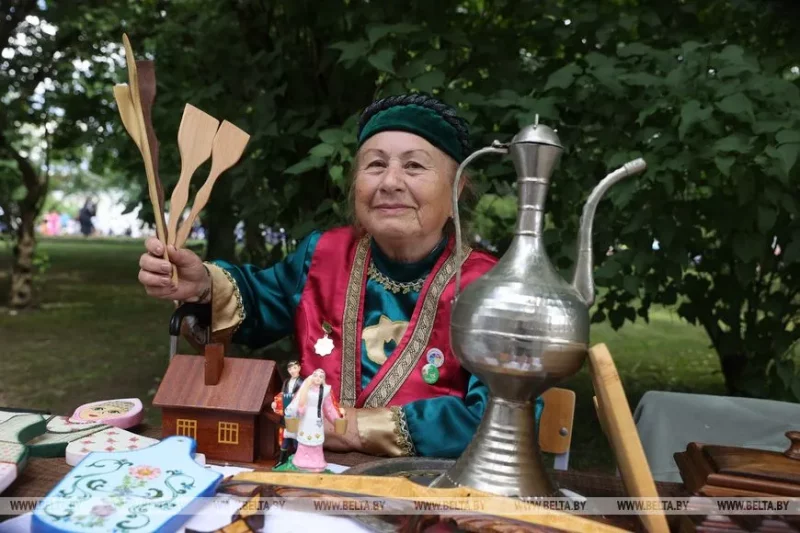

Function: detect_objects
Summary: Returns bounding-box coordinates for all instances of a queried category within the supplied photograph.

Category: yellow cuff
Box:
[356,407,415,457]
[204,263,245,337]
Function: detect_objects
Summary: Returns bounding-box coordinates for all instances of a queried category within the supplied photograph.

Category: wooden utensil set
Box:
[112,34,250,282]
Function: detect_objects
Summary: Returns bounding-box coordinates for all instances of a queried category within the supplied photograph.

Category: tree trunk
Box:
[242,217,269,267]
[203,177,237,262]
[718,352,749,395]
[0,127,48,310]
[9,209,36,309]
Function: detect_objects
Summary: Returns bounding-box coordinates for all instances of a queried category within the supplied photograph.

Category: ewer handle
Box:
[452,141,509,301]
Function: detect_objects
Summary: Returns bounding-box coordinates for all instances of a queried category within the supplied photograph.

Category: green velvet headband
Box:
[357,104,465,163]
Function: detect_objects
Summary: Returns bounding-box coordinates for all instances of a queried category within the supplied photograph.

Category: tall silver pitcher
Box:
[434,116,647,498]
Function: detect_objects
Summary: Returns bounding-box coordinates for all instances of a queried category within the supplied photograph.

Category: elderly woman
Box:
[138,94,543,459]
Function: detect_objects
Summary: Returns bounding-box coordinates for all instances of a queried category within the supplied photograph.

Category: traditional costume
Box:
[201,95,544,458]
[273,368,303,465]
[284,371,342,472]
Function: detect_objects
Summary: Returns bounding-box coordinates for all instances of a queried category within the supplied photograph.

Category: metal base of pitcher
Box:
[431,396,556,498]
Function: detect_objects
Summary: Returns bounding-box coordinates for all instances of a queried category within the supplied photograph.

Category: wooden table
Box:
[8,455,683,532]
[2,423,693,532]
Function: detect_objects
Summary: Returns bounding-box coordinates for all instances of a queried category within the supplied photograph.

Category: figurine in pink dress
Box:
[284,369,344,472]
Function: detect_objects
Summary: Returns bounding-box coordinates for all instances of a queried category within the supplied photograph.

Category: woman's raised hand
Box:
[138,237,211,303]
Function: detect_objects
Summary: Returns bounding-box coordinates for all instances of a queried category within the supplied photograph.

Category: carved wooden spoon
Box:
[176,121,250,248]
[167,104,220,247]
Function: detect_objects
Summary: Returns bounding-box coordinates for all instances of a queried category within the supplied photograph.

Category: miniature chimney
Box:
[204,343,225,386]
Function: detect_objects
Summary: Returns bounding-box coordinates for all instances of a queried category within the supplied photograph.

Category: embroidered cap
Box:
[357,94,471,163]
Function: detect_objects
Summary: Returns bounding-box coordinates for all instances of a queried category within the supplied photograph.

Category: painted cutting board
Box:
[65,427,159,466]
[28,416,109,458]
[32,436,222,533]
[69,398,144,429]
[0,412,47,494]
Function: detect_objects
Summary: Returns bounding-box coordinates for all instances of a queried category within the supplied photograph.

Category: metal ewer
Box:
[434,115,647,498]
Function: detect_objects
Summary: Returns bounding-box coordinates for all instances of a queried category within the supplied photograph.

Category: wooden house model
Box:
[152,345,281,464]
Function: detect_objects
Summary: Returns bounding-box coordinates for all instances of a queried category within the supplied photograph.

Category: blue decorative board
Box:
[32,436,222,533]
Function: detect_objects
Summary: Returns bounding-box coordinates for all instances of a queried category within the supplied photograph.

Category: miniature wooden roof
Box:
[153,355,278,414]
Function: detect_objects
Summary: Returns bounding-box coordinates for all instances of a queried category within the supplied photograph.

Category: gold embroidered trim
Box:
[362,244,473,408]
[340,237,370,407]
[209,262,246,333]
[390,406,416,456]
[367,262,425,294]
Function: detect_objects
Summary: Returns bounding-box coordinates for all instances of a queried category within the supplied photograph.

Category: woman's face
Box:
[354,131,457,247]
[312,373,324,385]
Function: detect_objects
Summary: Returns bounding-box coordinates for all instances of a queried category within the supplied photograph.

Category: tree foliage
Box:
[2,0,798,399]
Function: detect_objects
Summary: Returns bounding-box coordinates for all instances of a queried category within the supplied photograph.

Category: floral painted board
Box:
[69,398,144,429]
[65,427,159,466]
[32,436,223,533]
[0,412,47,494]
[27,416,109,458]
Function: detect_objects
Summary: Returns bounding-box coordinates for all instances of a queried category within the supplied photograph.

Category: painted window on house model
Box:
[176,419,197,439]
[218,421,239,444]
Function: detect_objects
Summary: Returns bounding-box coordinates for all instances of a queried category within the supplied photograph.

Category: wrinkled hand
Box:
[324,407,360,453]
[138,237,210,302]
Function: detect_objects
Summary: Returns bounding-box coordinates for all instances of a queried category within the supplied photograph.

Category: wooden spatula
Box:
[167,104,220,247]
[112,84,141,149]
[121,34,169,263]
[135,60,167,236]
[175,121,250,248]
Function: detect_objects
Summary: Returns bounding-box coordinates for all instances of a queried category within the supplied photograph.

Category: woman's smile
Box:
[374,203,412,215]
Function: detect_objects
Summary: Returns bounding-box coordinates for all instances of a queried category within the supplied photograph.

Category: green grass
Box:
[0,237,726,472]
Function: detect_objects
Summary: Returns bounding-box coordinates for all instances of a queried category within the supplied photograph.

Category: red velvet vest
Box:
[294,227,497,408]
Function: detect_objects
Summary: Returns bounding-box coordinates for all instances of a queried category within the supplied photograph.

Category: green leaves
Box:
[368,48,396,74]
[411,70,446,93]
[757,206,777,233]
[330,40,370,63]
[716,93,755,123]
[366,23,420,46]
[284,156,325,175]
[714,156,735,176]
[714,134,752,154]
[732,233,764,263]
[544,63,582,91]
[679,100,713,141]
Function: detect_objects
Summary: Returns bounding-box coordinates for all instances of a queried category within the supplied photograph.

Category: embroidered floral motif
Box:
[390,406,416,456]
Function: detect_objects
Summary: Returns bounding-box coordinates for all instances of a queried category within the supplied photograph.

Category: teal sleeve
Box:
[211,231,322,349]
[403,376,544,458]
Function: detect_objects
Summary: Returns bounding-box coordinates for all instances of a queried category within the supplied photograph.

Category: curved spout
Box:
[572,158,647,306]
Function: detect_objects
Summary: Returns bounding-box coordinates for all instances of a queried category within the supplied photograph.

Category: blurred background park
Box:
[0,0,798,472]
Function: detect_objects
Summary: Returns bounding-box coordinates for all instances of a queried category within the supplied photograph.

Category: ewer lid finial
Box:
[511,116,563,148]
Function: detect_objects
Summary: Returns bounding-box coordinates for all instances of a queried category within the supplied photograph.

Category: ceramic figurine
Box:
[270,361,304,467]
[0,411,47,494]
[283,369,345,472]
[32,436,222,533]
[69,398,144,429]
